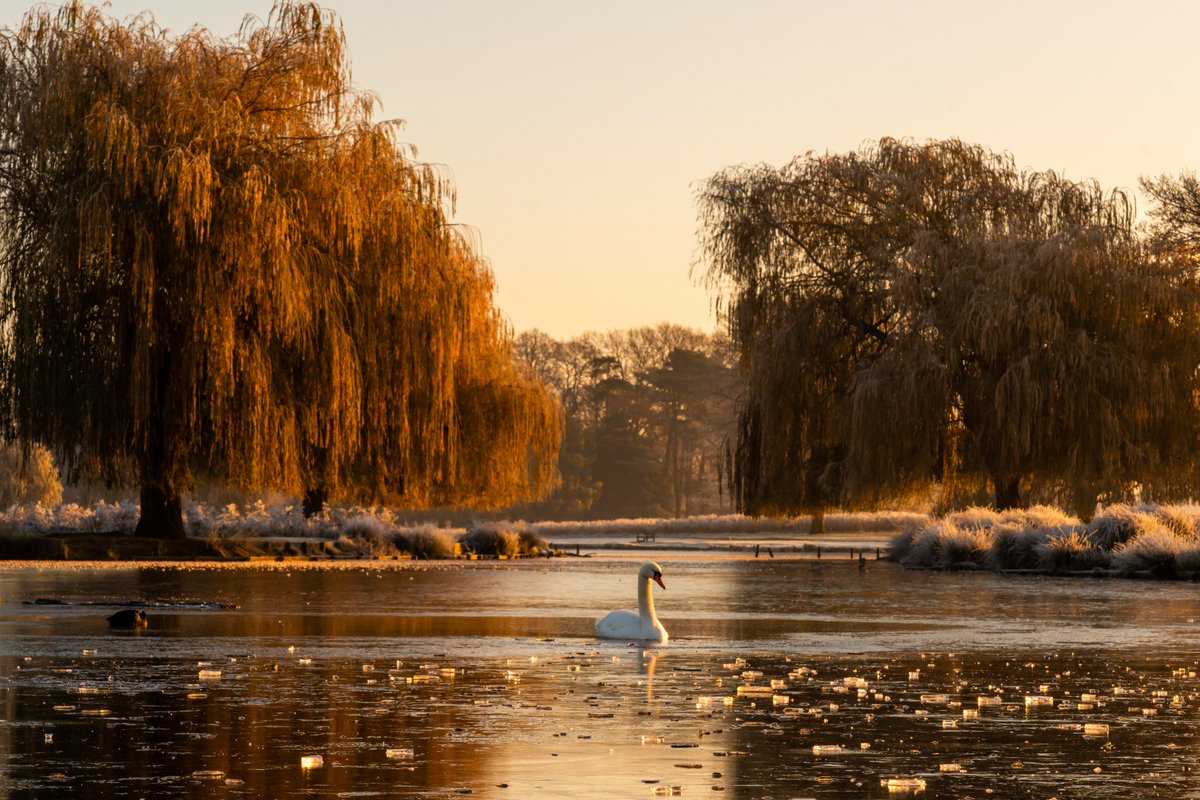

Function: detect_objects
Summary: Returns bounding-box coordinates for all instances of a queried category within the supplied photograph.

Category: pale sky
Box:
[3,1,1199,337]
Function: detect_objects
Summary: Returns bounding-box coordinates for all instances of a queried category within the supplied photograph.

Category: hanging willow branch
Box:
[0,1,560,534]
[699,138,1200,516]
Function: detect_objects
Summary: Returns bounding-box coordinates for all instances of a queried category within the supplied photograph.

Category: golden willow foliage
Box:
[699,138,1200,516]
[0,2,559,534]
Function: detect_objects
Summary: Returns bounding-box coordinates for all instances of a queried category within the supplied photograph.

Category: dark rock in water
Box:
[107,609,148,629]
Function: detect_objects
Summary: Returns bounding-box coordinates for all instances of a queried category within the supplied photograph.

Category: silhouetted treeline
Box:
[512,325,738,519]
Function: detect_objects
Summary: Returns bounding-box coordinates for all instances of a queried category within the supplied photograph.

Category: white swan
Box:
[595,561,668,643]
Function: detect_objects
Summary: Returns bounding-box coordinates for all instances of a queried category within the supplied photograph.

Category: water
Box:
[0,555,1198,798]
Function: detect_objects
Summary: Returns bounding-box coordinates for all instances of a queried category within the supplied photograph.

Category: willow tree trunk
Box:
[994,478,1021,510]
[302,487,328,518]
[1071,484,1097,523]
[134,481,186,539]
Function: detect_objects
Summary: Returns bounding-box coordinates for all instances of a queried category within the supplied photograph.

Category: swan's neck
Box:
[638,576,657,623]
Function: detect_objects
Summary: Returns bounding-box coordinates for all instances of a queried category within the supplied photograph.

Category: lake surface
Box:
[1,554,1198,798]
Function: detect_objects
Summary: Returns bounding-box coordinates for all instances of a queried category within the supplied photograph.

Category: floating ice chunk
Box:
[1084,723,1110,736]
[187,692,207,700]
[883,778,927,792]
[81,649,96,655]
[962,709,979,720]
[386,747,414,759]
[939,763,965,772]
[300,755,323,769]
[941,720,957,729]
[977,696,1002,707]
[198,669,222,681]
[362,664,374,672]
[298,658,313,666]
[736,685,773,697]
[770,678,786,689]
[842,676,868,688]
[1024,695,1054,707]
[812,744,844,755]
[44,733,52,743]
[920,694,949,705]
[192,770,225,779]
[908,671,921,681]
[772,695,790,706]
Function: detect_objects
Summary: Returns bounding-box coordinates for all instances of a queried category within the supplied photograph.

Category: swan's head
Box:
[639,561,665,590]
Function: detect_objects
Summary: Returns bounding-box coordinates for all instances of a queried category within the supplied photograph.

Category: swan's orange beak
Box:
[653,573,666,590]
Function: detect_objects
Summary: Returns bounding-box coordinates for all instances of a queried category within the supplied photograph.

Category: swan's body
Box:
[595,561,668,642]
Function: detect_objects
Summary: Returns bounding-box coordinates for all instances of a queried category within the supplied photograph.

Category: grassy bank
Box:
[889,504,1200,578]
[0,502,921,561]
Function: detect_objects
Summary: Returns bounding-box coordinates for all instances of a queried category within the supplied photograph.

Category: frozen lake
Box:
[1,554,1198,798]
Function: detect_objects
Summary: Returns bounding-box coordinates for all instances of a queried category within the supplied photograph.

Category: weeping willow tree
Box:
[700,138,1200,517]
[0,2,560,537]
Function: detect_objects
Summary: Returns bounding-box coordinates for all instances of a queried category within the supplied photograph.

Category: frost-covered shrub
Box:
[1111,528,1190,577]
[897,520,987,568]
[1086,505,1160,549]
[1175,545,1200,574]
[518,530,549,555]
[397,527,455,559]
[943,507,1002,530]
[1151,505,1200,541]
[0,443,62,509]
[459,525,521,557]
[937,525,990,567]
[987,525,1052,570]
[1036,531,1112,573]
[1012,505,1078,529]
[887,526,919,562]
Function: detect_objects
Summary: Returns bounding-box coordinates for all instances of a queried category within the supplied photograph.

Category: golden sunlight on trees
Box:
[0,2,559,537]
[699,138,1200,520]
